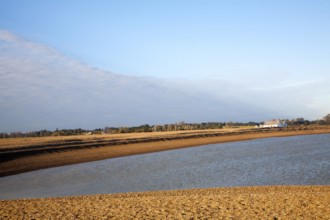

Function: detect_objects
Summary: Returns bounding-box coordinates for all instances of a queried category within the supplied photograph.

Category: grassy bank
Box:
[1,126,330,177]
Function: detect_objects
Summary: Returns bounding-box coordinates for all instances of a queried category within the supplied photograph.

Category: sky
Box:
[0,0,329,132]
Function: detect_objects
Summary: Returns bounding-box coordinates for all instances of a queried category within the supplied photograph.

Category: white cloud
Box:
[0,30,328,132]
[0,30,21,43]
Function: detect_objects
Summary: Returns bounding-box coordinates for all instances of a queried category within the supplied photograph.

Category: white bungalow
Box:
[261,119,287,128]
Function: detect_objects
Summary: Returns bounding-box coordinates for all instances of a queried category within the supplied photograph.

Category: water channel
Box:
[0,134,329,200]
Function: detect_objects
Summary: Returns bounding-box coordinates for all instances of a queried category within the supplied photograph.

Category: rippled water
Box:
[0,134,329,200]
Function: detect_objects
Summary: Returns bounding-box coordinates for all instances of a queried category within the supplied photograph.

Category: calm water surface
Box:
[0,134,329,199]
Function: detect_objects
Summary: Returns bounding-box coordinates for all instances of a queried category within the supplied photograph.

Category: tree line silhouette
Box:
[1,114,329,138]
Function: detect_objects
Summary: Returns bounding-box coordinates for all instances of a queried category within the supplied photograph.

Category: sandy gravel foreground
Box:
[1,186,329,219]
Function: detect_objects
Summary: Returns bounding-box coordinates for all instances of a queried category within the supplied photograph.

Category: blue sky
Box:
[1,0,329,79]
[0,1,329,131]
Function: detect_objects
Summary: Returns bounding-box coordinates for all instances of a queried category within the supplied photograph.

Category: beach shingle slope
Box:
[1,186,329,219]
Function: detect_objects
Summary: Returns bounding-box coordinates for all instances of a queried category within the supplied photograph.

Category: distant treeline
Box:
[103,121,254,134]
[0,122,250,138]
[1,114,329,138]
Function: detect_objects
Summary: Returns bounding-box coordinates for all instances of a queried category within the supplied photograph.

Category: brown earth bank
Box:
[1,186,329,219]
[1,126,330,177]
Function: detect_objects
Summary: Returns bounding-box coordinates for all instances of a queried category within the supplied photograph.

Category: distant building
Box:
[260,119,287,128]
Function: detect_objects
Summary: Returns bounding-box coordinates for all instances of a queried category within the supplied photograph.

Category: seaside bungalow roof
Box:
[262,119,287,128]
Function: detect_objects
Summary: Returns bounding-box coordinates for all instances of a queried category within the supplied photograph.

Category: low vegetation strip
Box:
[0,128,258,156]
[1,186,329,219]
[0,126,329,177]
